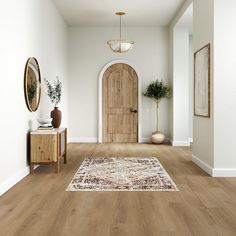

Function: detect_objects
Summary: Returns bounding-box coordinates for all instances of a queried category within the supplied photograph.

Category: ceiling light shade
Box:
[107,12,134,53]
[107,39,134,53]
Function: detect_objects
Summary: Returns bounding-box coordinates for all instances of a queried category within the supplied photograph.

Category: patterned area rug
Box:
[66,157,178,191]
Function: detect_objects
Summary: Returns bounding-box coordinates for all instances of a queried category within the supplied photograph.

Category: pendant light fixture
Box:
[107,12,134,53]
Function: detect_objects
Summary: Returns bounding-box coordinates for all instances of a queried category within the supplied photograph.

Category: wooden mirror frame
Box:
[24,57,41,112]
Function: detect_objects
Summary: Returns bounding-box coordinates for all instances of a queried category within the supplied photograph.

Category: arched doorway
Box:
[98,60,142,143]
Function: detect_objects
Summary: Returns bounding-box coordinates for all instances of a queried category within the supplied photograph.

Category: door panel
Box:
[107,114,135,134]
[103,63,138,143]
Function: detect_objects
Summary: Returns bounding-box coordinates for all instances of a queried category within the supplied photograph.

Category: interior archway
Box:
[98,60,142,143]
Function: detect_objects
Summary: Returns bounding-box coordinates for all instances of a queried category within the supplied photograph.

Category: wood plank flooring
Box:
[1,143,236,236]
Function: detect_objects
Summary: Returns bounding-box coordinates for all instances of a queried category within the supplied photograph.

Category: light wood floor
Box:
[1,143,236,236]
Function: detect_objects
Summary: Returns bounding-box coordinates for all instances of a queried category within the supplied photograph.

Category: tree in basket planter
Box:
[144,80,171,144]
[44,77,62,128]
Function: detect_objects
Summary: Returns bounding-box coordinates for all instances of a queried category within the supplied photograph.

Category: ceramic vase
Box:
[51,107,62,128]
[151,131,165,144]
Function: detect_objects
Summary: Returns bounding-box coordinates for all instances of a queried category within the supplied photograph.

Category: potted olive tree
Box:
[144,80,171,144]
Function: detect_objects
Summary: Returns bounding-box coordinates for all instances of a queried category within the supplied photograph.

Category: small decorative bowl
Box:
[37,118,52,127]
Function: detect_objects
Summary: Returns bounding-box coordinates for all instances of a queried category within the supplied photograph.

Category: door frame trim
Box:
[98,60,142,143]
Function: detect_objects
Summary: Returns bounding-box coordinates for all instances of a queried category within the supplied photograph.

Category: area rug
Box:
[66,157,178,191]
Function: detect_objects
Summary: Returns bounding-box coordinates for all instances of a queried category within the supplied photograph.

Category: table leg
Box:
[64,128,67,164]
[30,163,34,174]
[64,153,67,164]
[55,160,60,173]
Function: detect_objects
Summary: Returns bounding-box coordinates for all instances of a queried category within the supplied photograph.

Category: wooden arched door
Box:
[102,63,138,143]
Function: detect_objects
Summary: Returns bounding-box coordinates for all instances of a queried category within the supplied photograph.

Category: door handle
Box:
[130,108,138,113]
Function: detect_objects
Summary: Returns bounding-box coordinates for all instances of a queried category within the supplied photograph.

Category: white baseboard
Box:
[69,137,171,144]
[212,168,236,177]
[192,154,236,177]
[171,140,190,147]
[192,154,213,176]
[69,137,151,143]
[68,138,98,143]
[0,165,38,196]
[141,138,151,143]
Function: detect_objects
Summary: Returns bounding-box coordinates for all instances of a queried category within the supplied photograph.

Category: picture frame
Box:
[194,43,210,117]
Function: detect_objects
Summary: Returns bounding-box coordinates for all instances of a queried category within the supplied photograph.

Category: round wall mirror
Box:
[24,57,41,112]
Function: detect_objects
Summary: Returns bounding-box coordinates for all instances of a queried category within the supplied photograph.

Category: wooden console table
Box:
[30,128,67,173]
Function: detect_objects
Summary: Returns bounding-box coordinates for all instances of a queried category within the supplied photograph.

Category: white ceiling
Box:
[176,3,193,34]
[53,0,185,26]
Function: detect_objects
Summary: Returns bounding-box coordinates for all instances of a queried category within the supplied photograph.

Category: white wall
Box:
[189,35,193,141]
[192,0,214,167]
[192,0,236,176]
[168,28,174,141]
[0,0,68,194]
[168,0,193,145]
[68,27,169,142]
[172,27,190,145]
[214,0,236,170]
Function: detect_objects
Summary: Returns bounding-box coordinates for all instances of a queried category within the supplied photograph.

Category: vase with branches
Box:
[44,77,63,128]
[144,80,171,143]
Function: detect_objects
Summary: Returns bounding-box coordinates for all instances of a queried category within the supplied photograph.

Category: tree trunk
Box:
[156,101,159,131]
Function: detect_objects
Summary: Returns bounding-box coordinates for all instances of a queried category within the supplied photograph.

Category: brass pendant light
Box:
[107,12,134,53]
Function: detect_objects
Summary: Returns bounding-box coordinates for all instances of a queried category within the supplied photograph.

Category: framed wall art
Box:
[194,43,210,117]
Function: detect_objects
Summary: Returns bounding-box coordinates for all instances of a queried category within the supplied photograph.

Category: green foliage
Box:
[44,76,62,107]
[144,79,171,131]
[143,80,171,103]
